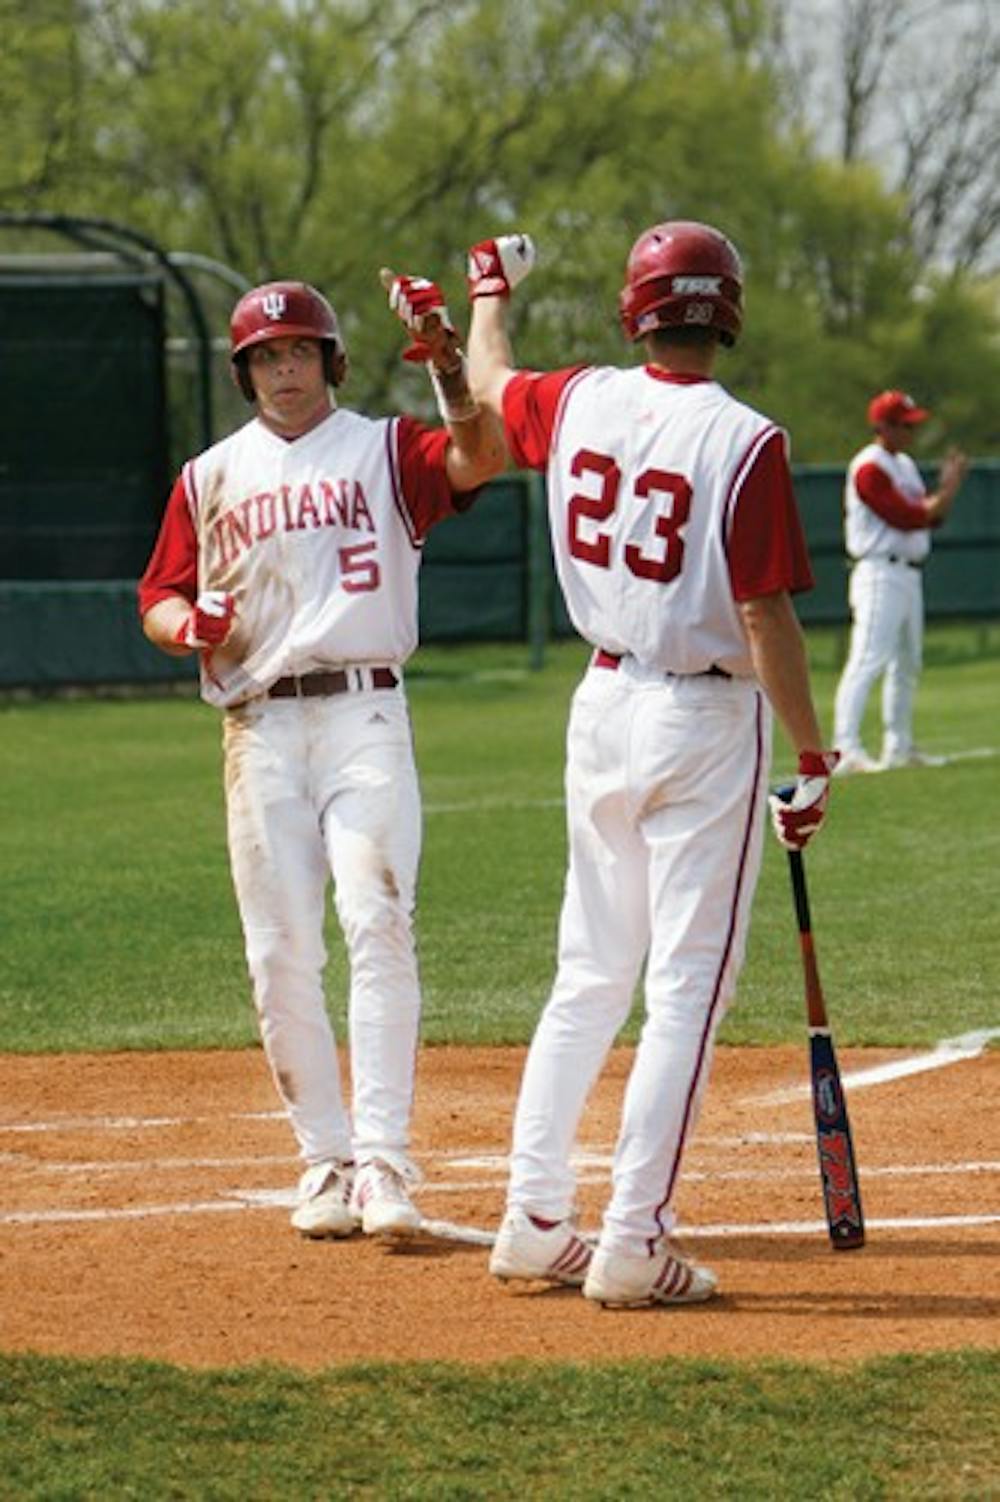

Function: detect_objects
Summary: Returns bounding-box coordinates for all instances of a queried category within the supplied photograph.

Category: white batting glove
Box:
[769,751,840,851]
[466,234,536,299]
[381,269,457,364]
[175,590,236,649]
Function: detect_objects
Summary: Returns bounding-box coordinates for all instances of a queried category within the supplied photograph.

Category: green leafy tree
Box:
[1,0,998,459]
[0,1,86,206]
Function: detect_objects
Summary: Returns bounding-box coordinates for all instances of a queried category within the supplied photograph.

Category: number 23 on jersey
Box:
[567,449,692,585]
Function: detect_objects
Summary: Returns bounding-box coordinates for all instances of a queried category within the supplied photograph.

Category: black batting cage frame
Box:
[0,213,228,582]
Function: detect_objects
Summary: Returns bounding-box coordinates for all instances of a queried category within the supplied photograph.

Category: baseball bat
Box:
[784,845,865,1250]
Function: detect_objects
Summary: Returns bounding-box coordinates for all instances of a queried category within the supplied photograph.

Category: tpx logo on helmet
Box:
[261,291,287,321]
[672,276,722,295]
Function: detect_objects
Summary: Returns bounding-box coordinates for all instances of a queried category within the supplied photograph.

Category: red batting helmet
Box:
[619,221,743,346]
[230,281,345,399]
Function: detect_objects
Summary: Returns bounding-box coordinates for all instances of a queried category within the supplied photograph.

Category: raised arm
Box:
[465,235,536,417]
[381,267,505,493]
[924,447,967,524]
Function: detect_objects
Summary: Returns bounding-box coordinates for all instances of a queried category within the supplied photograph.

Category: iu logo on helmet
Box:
[262,292,287,321]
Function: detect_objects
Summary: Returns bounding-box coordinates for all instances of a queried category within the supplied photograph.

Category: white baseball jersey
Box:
[140,408,459,708]
[844,442,931,564]
[503,365,811,675]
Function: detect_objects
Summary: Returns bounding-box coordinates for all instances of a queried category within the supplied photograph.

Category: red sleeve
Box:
[727,430,814,599]
[501,367,588,469]
[396,415,478,538]
[137,474,198,615]
[854,461,930,531]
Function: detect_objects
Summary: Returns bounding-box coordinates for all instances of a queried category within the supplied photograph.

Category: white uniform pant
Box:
[834,558,924,761]
[506,660,770,1256]
[223,687,421,1173]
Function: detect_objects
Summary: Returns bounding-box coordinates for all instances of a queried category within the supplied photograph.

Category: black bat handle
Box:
[773,782,812,935]
[787,848,811,936]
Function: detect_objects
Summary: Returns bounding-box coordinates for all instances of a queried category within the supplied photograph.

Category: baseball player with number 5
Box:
[139,271,504,1240]
[465,224,836,1306]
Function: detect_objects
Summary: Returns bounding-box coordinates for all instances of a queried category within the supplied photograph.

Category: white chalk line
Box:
[2,1031,994,1233]
[756,1027,1000,1106]
[4,1156,995,1186]
[4,1200,996,1242]
[0,1109,284,1137]
[424,748,1000,816]
[0,1142,808,1175]
[426,746,1000,815]
[424,795,563,816]
[1,1154,297,1175]
[936,745,1000,763]
[414,1214,962,1250]
[3,1032,994,1141]
[3,1157,995,1229]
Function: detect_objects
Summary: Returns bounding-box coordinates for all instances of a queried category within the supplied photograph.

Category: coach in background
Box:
[833,390,967,775]
[465,224,836,1308]
[139,273,504,1241]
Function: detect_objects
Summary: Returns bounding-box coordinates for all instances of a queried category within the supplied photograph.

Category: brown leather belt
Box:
[593,649,730,679]
[852,554,923,570]
[267,667,399,699]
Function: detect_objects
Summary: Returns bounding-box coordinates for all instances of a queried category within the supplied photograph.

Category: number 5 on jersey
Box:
[340,540,380,592]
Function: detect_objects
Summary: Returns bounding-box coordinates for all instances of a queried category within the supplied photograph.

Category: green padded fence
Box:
[792,463,1000,623]
[1,465,998,689]
[0,272,169,583]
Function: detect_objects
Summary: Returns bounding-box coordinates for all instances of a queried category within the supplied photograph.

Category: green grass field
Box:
[1,624,997,1497]
[1,1350,996,1500]
[1,626,997,1053]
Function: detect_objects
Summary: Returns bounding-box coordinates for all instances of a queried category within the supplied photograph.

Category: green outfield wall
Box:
[1,465,998,689]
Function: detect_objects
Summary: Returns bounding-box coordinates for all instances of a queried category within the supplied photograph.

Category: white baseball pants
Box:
[506,658,771,1255]
[223,687,422,1174]
[834,557,924,762]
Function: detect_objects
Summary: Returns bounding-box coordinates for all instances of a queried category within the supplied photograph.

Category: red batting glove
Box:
[466,234,536,299]
[768,750,840,851]
[174,590,236,649]
[385,273,457,364]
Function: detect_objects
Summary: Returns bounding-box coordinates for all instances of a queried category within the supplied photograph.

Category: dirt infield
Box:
[1,1045,996,1370]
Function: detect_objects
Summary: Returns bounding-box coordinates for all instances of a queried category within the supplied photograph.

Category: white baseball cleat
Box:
[832,747,882,777]
[290,1160,355,1239]
[583,1242,718,1308]
[350,1159,423,1239]
[489,1208,593,1286]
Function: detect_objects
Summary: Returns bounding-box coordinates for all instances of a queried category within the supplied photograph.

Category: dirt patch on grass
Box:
[1,1045,996,1369]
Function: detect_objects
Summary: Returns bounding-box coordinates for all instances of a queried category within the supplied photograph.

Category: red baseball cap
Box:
[867,389,930,427]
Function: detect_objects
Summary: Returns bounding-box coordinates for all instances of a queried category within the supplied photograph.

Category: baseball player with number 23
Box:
[139,270,505,1240]
[465,224,837,1306]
